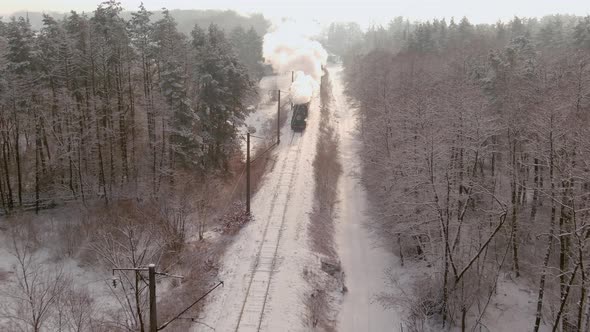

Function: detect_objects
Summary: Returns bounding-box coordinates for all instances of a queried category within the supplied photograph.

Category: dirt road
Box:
[330,65,401,332]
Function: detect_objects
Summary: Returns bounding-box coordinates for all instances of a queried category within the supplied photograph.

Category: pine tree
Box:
[5,16,37,209]
[161,60,200,168]
[130,3,158,192]
[91,0,134,197]
[152,9,189,180]
[229,26,264,79]
[243,27,264,79]
[574,16,590,49]
[194,24,253,170]
[0,5,265,209]
[64,11,92,202]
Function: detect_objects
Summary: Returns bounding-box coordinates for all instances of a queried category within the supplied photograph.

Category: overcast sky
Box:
[1,0,589,28]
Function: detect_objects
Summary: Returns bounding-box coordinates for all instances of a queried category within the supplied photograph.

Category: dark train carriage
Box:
[291,103,309,131]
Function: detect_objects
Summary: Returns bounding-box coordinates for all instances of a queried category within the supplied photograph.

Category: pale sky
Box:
[1,0,589,28]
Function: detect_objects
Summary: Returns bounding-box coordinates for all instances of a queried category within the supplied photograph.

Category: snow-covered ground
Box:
[330,65,403,331]
[0,230,120,329]
[196,89,321,331]
[453,275,551,332]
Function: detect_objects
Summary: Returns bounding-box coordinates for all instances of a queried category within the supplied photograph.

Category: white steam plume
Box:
[263,21,328,105]
[290,71,319,105]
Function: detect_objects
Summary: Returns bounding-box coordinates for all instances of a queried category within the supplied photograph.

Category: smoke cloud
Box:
[263,21,328,105]
[290,71,320,105]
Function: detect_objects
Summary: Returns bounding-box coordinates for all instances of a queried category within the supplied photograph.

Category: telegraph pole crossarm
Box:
[111,264,183,332]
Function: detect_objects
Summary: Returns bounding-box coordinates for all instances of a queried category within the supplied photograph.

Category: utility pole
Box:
[277,90,281,144]
[149,264,157,332]
[112,265,183,332]
[246,132,251,215]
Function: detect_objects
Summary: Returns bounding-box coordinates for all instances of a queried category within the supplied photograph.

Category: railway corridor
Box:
[197,92,321,331]
[234,132,303,331]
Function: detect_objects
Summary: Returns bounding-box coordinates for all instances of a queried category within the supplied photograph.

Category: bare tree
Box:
[343,17,590,330]
[86,216,166,332]
[0,233,69,332]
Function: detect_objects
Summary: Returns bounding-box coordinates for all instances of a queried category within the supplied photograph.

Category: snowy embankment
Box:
[196,93,321,331]
[451,275,551,332]
[330,64,403,331]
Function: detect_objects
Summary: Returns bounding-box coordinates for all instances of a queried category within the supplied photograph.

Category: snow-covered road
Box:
[330,65,402,332]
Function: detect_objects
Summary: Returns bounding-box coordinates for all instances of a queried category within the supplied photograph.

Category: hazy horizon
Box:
[1,0,589,29]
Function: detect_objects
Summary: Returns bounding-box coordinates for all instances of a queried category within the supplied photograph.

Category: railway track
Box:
[234,131,303,331]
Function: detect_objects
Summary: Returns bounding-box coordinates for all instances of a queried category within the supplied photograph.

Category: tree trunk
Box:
[552,262,580,332]
[134,271,145,332]
[157,120,167,191]
[35,116,41,214]
[127,56,137,189]
[533,126,556,332]
[530,157,540,222]
[91,57,107,203]
[67,115,76,199]
[2,141,13,209]
[0,141,6,212]
[14,114,22,206]
[559,180,571,306]
[511,138,520,277]
[116,61,129,184]
[142,54,157,195]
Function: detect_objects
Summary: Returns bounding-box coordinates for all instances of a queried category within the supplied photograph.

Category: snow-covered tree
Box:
[343,15,590,331]
[193,24,253,170]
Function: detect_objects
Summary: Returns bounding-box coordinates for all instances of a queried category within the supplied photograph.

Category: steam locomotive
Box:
[290,66,325,131]
[290,102,309,131]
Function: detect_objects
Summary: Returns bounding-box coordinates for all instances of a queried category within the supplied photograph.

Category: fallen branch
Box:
[455,212,507,284]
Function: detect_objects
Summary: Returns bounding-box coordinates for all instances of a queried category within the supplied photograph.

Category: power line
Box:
[157,281,224,331]
[112,264,167,332]
[174,318,215,331]
[250,143,278,164]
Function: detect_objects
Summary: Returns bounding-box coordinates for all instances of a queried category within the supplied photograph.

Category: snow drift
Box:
[263,21,328,105]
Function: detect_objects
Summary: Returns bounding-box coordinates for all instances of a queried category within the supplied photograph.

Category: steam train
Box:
[290,102,309,131]
[290,66,325,132]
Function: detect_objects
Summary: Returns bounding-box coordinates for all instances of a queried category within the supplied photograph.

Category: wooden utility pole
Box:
[246,132,251,215]
[112,264,183,332]
[291,71,294,111]
[149,264,157,332]
[277,90,281,144]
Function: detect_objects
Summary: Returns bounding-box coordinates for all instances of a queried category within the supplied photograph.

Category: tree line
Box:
[0,1,265,213]
[343,15,590,331]
[3,9,269,42]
